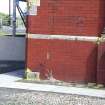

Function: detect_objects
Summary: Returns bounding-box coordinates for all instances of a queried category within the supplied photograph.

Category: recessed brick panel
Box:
[26,39,98,83]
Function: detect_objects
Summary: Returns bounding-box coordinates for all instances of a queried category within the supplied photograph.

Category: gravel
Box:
[0,88,105,105]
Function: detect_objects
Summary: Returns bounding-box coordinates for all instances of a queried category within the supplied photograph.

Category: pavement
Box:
[0,70,105,98]
[0,69,24,82]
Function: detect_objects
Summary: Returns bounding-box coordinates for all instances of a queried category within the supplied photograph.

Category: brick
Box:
[27,0,105,36]
[26,39,98,83]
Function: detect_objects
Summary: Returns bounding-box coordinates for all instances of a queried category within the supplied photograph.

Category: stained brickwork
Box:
[26,39,98,83]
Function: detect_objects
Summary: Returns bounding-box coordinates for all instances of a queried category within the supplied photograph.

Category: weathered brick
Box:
[26,39,97,83]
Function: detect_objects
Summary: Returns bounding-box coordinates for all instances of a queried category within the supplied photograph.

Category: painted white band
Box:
[27,34,102,42]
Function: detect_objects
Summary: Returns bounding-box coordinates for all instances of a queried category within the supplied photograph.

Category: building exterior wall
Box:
[27,38,98,83]
[99,0,105,34]
[26,0,105,84]
[27,0,105,36]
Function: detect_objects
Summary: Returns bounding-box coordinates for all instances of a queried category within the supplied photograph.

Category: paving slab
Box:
[0,70,105,98]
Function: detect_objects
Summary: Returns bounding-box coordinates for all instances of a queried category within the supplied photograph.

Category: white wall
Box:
[0,36,25,61]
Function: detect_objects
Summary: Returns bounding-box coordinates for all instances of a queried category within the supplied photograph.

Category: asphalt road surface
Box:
[0,88,105,105]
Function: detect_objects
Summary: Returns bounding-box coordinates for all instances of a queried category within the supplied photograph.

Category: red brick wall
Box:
[97,42,105,84]
[27,0,105,36]
[26,0,105,83]
[26,39,98,83]
[98,0,105,34]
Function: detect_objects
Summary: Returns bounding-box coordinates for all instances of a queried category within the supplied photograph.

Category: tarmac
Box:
[0,70,105,98]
